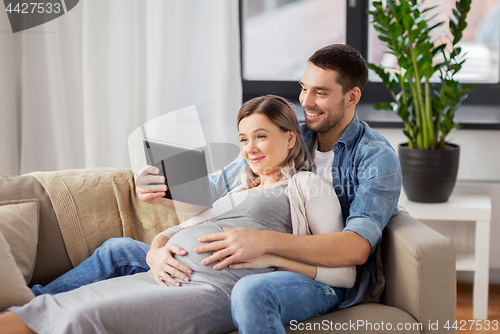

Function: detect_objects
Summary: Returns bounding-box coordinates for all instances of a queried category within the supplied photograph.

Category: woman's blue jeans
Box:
[231,271,344,334]
[31,237,151,296]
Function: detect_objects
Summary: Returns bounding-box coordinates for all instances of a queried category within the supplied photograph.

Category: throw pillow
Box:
[0,229,35,311]
[0,199,40,284]
[0,199,40,311]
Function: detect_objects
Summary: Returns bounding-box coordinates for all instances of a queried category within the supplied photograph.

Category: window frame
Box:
[240,0,500,129]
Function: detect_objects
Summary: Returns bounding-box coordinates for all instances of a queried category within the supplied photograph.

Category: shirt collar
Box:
[337,113,361,148]
[302,113,362,152]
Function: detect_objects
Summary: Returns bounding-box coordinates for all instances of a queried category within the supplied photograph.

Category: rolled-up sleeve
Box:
[344,217,382,252]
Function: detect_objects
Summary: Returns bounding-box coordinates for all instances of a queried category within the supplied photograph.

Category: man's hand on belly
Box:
[194,227,269,270]
[227,254,278,270]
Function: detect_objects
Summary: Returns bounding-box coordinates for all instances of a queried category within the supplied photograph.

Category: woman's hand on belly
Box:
[147,238,193,287]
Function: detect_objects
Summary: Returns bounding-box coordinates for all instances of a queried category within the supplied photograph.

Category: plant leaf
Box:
[422,3,441,14]
[374,102,394,111]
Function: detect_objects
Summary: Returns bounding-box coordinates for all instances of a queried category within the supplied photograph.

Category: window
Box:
[241,0,500,115]
[243,0,345,81]
[368,0,500,84]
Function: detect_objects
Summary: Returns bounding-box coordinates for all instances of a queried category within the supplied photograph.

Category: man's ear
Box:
[347,87,362,107]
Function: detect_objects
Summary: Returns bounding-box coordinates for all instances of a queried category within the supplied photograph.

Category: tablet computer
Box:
[143,138,213,208]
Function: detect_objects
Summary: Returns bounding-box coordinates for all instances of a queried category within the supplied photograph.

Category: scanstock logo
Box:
[4,0,80,33]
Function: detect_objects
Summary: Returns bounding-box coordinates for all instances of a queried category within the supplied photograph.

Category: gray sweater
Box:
[159,171,356,289]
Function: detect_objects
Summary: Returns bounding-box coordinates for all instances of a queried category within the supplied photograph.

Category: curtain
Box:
[0,0,242,175]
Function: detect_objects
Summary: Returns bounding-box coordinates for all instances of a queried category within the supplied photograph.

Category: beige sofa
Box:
[0,167,457,333]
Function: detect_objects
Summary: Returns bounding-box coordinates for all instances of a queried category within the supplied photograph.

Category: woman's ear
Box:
[288,131,297,148]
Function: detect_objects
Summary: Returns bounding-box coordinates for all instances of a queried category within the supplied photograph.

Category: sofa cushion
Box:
[0,230,35,311]
[227,303,419,334]
[285,303,420,333]
[0,199,39,311]
[0,199,40,283]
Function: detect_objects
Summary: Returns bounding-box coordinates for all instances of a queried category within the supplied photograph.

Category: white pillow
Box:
[0,229,35,311]
[0,199,39,311]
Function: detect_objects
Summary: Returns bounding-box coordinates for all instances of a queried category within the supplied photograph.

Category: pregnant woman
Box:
[0,95,355,334]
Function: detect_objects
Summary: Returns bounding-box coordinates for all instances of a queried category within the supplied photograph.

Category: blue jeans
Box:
[31,237,151,296]
[231,271,344,334]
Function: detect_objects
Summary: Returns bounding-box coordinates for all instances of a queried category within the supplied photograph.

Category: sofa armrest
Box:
[28,168,181,279]
[0,173,71,286]
[381,212,456,334]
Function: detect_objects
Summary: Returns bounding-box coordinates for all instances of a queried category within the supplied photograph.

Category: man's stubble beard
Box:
[305,100,346,134]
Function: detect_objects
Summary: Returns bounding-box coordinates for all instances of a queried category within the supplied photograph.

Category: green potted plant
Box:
[367,0,474,203]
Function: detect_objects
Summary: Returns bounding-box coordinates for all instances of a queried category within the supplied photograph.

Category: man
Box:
[187,44,402,332]
[31,44,401,333]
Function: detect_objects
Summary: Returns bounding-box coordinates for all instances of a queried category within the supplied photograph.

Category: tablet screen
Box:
[143,139,213,208]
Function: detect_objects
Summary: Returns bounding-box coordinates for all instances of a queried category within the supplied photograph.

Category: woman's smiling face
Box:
[238,113,295,185]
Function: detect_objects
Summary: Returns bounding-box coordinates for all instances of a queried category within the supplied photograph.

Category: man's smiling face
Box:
[299,63,349,135]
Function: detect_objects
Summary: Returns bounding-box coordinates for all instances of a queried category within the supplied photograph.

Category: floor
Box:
[456,284,500,333]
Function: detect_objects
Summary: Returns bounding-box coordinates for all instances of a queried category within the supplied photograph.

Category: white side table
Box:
[398,193,492,320]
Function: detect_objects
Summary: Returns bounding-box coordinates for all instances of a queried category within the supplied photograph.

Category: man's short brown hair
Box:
[308,44,368,93]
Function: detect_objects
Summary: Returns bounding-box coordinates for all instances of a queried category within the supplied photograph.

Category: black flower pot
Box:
[398,143,460,203]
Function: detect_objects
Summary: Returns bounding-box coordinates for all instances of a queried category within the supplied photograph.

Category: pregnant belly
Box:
[167,222,275,288]
[167,223,222,271]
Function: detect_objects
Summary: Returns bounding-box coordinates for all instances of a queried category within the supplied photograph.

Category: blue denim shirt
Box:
[208,114,402,308]
[302,114,402,307]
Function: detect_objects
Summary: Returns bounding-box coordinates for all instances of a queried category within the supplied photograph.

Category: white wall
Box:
[377,127,500,284]
[376,128,500,182]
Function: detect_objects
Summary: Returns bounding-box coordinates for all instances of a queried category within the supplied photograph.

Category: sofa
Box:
[0,167,457,333]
